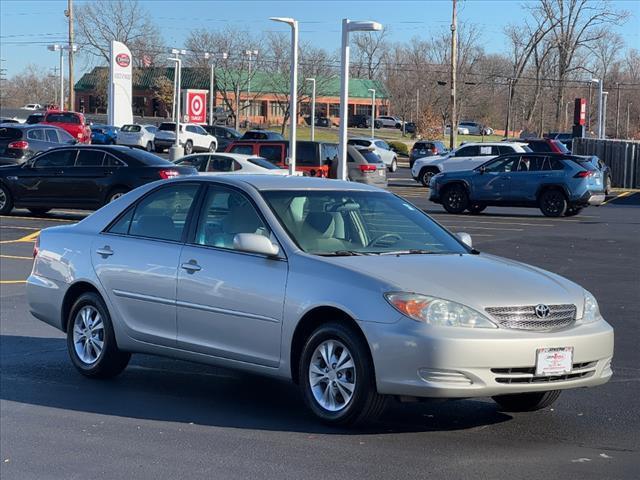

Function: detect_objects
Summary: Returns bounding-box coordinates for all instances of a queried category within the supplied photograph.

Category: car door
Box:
[508,155,546,201]
[374,140,394,164]
[471,156,518,202]
[12,149,78,205]
[176,184,287,366]
[444,145,479,172]
[92,183,201,346]
[72,149,117,206]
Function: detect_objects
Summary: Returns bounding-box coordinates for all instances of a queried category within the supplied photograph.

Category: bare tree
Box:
[351,30,389,80]
[535,0,628,129]
[75,0,165,68]
[587,30,624,82]
[1,64,58,108]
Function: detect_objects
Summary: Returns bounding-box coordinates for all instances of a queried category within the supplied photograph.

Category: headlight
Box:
[385,292,497,328]
[580,290,601,324]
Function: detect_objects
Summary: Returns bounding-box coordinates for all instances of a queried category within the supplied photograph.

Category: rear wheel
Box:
[66,292,131,378]
[419,167,438,187]
[467,203,486,214]
[105,188,129,204]
[605,175,612,195]
[0,184,14,215]
[389,158,397,173]
[184,140,193,155]
[539,189,567,217]
[27,208,51,216]
[493,390,561,412]
[441,184,469,214]
[146,141,153,152]
[299,322,386,426]
[209,142,216,152]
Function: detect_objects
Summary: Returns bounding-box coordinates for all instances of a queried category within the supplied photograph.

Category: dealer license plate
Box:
[378,169,385,176]
[535,347,573,376]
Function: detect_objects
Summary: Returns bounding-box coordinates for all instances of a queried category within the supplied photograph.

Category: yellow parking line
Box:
[602,191,631,205]
[0,254,33,260]
[0,230,40,244]
[0,280,26,284]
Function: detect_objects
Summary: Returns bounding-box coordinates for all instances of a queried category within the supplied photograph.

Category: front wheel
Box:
[493,390,561,412]
[66,292,131,378]
[299,322,386,426]
[441,184,469,214]
[105,188,129,204]
[388,158,397,173]
[146,141,153,152]
[605,175,612,195]
[0,183,14,215]
[539,189,567,217]
[419,168,438,187]
[209,142,216,152]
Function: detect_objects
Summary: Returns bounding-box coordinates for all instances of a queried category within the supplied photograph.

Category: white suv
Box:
[347,137,398,172]
[154,122,217,155]
[411,142,531,186]
[377,115,404,128]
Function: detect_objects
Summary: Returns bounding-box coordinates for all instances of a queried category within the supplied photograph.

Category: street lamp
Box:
[306,78,316,142]
[48,44,77,110]
[169,49,186,121]
[167,55,183,161]
[269,18,298,175]
[244,49,259,127]
[338,19,383,180]
[602,91,609,139]
[204,52,228,126]
[368,88,376,139]
[591,78,603,139]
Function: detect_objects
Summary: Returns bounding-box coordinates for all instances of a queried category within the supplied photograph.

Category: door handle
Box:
[54,170,64,175]
[103,169,114,175]
[181,261,201,273]
[96,246,114,257]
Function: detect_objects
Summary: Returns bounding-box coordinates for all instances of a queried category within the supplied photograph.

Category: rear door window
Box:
[44,129,60,143]
[455,145,479,157]
[34,149,77,168]
[76,149,106,166]
[26,129,45,141]
[498,145,516,155]
[259,145,284,164]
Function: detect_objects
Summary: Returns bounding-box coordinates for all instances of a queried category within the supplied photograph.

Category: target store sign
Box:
[186,91,207,123]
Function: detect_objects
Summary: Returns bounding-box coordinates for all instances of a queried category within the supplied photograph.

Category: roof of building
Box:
[74,67,388,99]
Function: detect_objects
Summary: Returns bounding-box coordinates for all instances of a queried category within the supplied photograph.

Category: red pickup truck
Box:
[42,111,92,144]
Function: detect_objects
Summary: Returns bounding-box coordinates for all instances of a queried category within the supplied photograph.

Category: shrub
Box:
[388,141,409,155]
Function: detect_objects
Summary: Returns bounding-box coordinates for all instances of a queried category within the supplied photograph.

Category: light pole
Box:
[306,78,316,142]
[504,78,513,139]
[244,49,258,127]
[602,91,609,138]
[338,19,383,180]
[591,78,603,139]
[204,52,228,126]
[170,49,186,121]
[270,18,298,175]
[168,56,183,161]
[626,101,632,139]
[368,88,376,139]
[48,45,64,110]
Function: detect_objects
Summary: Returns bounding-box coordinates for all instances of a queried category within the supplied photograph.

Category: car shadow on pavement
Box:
[1,335,512,434]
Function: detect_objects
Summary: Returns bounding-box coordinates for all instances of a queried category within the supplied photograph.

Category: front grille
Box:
[491,361,597,384]
[485,304,576,331]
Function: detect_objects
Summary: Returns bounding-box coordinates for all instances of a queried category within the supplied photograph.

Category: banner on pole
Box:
[108,40,133,127]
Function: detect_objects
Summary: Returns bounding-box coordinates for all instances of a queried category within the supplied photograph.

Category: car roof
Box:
[175,174,384,192]
[458,141,526,147]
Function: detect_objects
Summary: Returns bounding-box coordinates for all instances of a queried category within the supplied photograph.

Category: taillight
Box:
[431,147,437,153]
[33,235,40,258]
[359,164,377,172]
[8,140,29,149]
[159,169,180,179]
[574,170,593,178]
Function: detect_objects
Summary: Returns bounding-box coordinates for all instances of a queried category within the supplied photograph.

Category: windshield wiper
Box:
[316,250,369,256]
[377,249,444,256]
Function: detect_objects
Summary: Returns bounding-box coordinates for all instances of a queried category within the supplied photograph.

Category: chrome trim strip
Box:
[176,300,279,324]
[112,289,176,306]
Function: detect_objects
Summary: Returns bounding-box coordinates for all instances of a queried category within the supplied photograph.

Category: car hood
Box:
[324,253,585,315]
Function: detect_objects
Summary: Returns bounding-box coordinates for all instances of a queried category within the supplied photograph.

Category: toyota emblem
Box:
[535,304,551,318]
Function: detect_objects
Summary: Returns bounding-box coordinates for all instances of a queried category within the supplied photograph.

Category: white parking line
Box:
[0,225,41,231]
[441,225,524,232]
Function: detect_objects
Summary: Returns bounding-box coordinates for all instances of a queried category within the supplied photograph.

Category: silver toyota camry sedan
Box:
[27,175,614,425]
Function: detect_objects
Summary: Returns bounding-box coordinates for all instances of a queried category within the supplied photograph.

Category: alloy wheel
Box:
[109,192,124,202]
[0,189,6,210]
[308,339,356,412]
[544,192,563,214]
[72,306,105,365]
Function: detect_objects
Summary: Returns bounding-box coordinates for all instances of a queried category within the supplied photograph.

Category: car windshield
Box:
[552,140,570,153]
[159,123,176,131]
[262,190,467,256]
[248,157,281,169]
[121,125,141,132]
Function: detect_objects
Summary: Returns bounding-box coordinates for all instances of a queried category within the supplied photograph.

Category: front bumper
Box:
[362,316,614,398]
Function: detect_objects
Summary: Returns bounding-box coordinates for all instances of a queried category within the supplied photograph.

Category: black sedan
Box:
[0,145,197,215]
[0,124,77,166]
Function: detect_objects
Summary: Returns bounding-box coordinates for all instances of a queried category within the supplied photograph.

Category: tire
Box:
[538,189,567,217]
[467,203,486,215]
[441,184,469,214]
[605,175,612,195]
[66,292,131,379]
[0,183,14,215]
[419,167,438,187]
[389,158,397,173]
[492,390,561,412]
[564,206,583,217]
[146,141,153,152]
[27,208,51,216]
[299,322,387,426]
[105,188,129,204]
[209,142,216,152]
[184,140,193,155]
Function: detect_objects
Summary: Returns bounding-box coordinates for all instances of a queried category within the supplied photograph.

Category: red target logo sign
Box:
[187,91,206,123]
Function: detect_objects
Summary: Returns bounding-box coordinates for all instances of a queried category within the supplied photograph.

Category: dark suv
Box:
[429,153,605,217]
[0,124,76,165]
[409,140,449,168]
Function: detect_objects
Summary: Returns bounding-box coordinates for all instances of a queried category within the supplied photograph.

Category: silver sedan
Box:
[27,175,613,425]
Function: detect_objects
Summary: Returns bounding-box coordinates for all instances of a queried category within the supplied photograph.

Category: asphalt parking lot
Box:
[1,166,639,479]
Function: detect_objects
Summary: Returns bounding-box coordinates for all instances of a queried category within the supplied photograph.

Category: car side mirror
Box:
[479,166,486,174]
[456,232,473,248]
[233,233,280,257]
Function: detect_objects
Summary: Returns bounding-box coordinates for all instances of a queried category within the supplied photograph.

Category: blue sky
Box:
[1,0,638,77]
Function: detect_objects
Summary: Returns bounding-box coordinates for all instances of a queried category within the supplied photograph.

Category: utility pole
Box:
[587,81,592,132]
[449,0,457,149]
[602,91,609,138]
[625,101,632,139]
[66,0,75,111]
[504,78,513,138]
[614,82,621,139]
[539,100,544,138]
